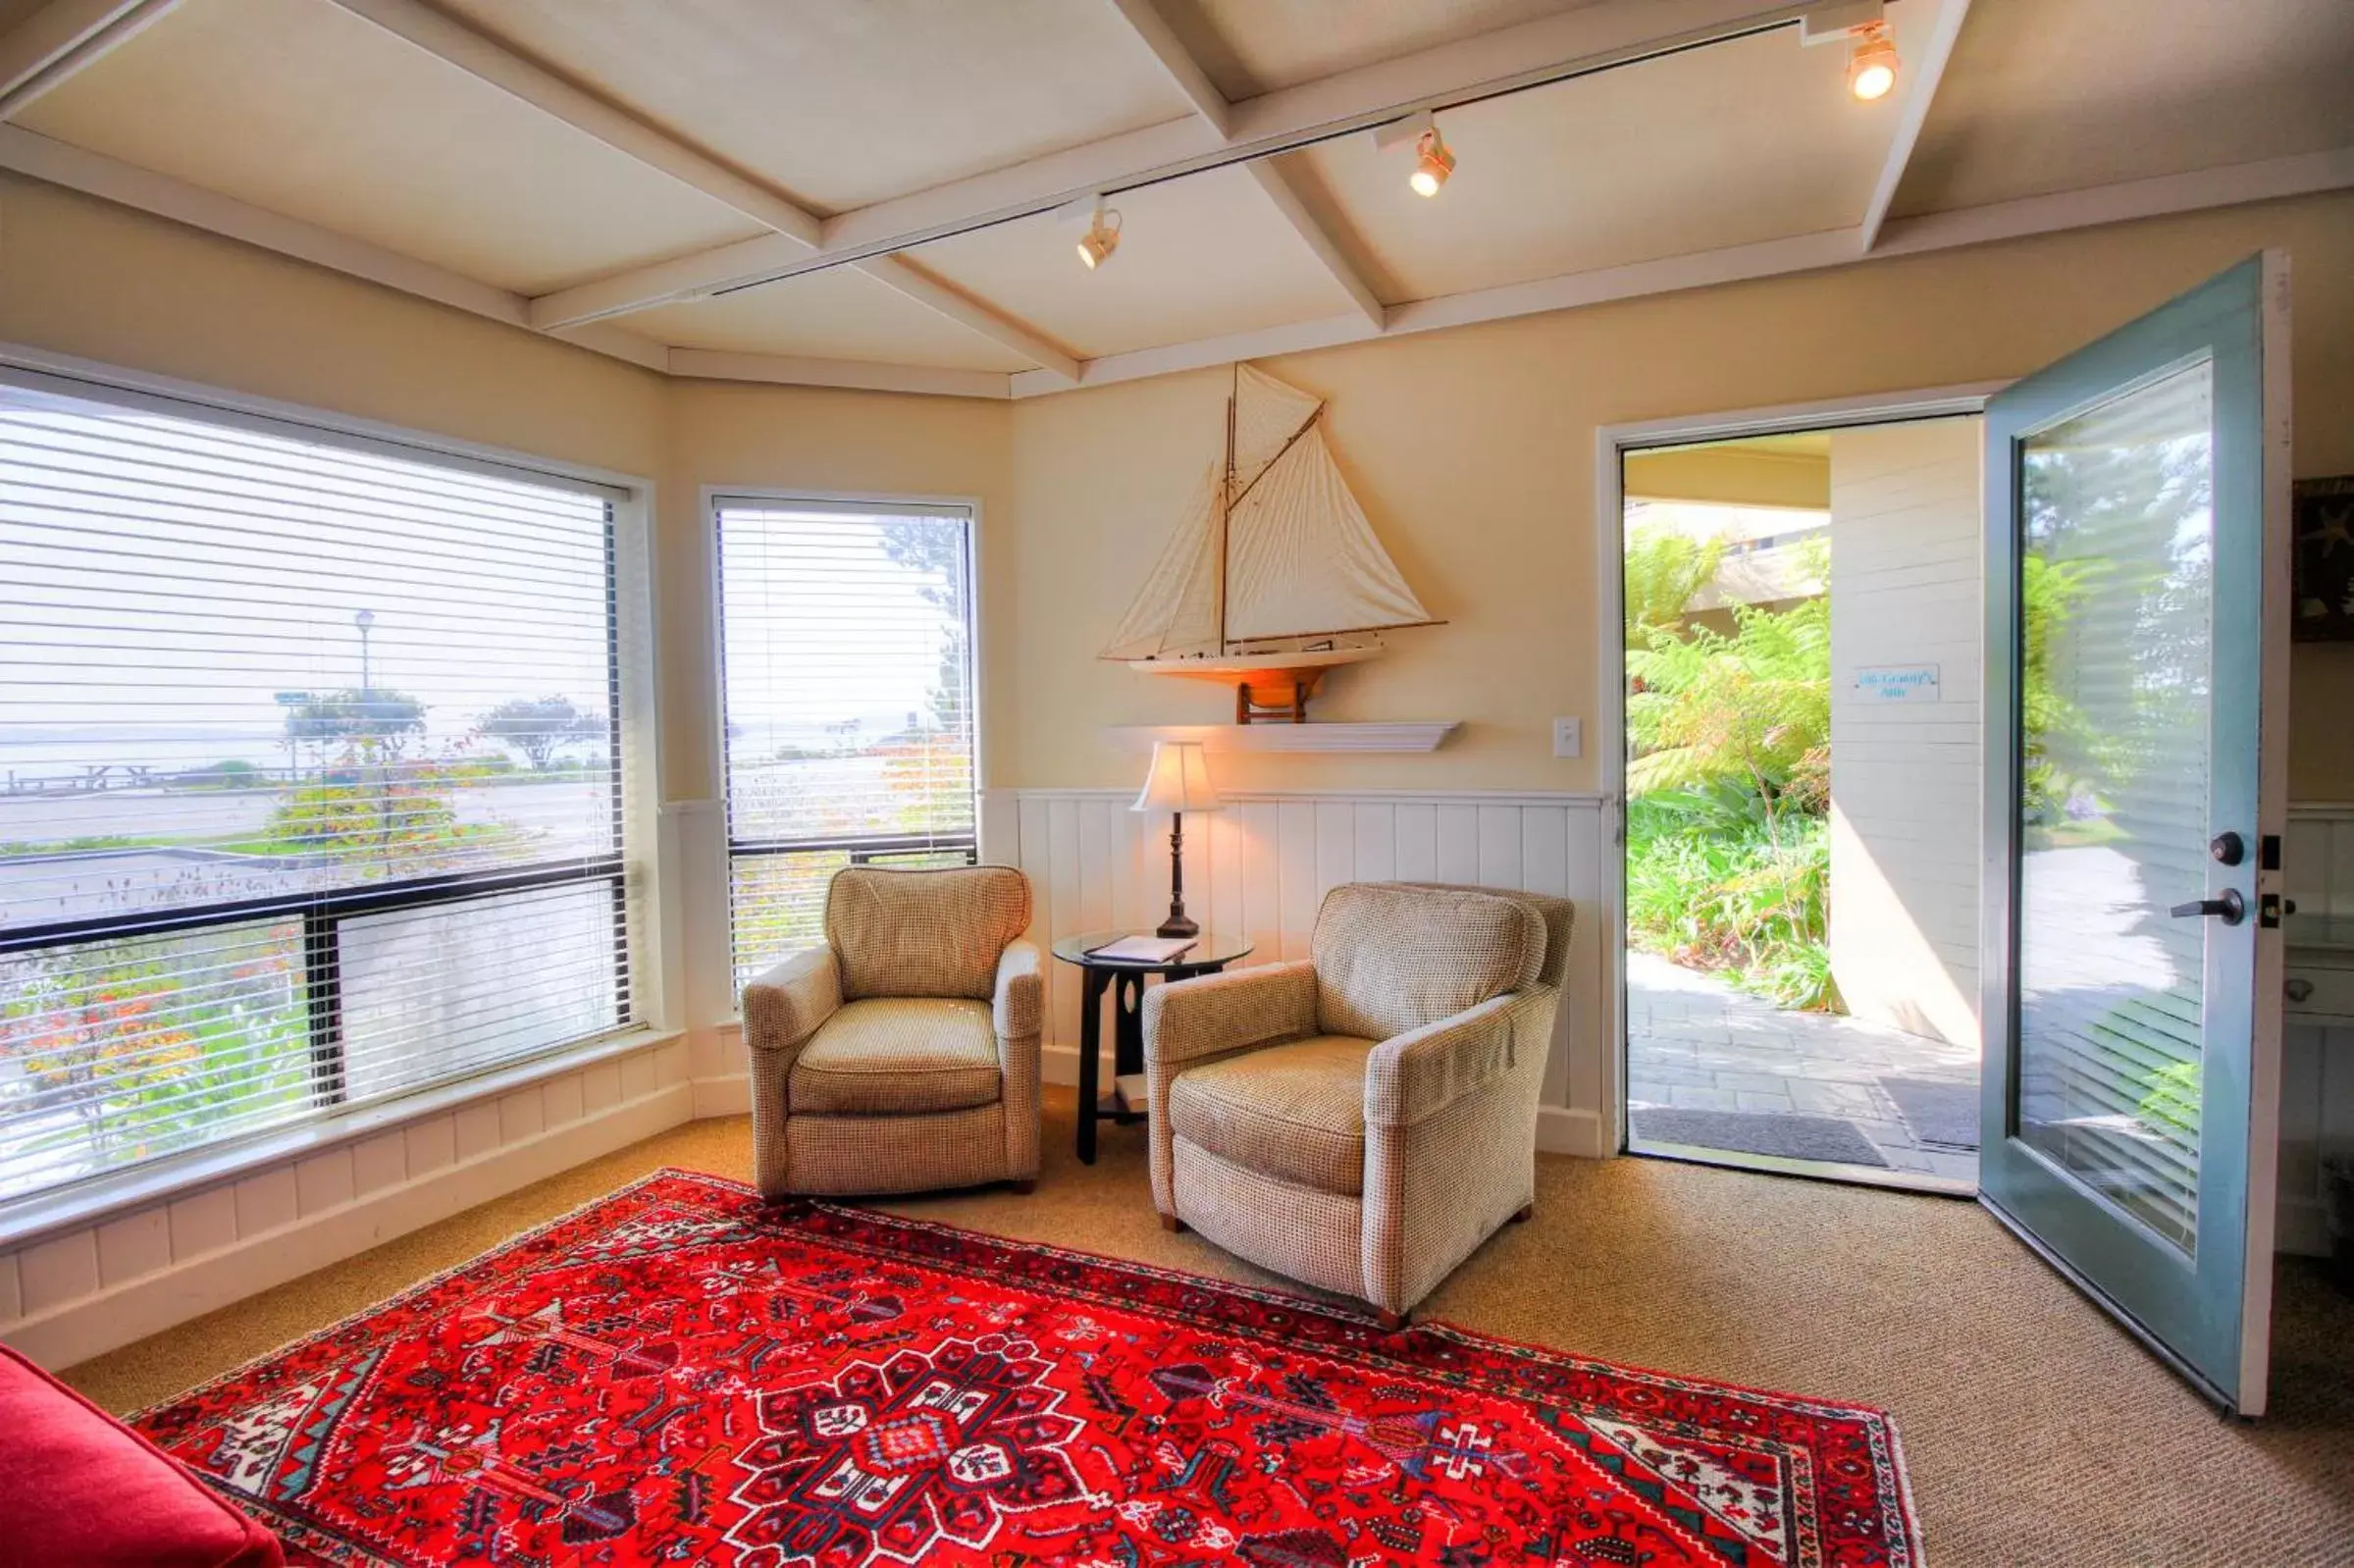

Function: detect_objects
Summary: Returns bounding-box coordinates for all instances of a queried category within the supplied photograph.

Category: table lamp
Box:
[1131,739,1222,938]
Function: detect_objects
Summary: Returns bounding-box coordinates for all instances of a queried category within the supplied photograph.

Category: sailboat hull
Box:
[1126,648,1383,723]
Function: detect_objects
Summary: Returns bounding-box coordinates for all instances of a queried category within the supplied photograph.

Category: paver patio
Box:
[1626,951,1981,1186]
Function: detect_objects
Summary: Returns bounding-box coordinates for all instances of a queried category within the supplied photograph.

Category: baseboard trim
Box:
[11,1082,696,1369]
[693,1074,752,1117]
[1537,1105,1607,1159]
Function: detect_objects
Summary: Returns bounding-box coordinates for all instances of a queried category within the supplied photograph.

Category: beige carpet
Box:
[64,1092,2354,1566]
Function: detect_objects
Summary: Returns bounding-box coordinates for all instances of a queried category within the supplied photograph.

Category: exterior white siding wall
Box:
[1827,419,1984,1047]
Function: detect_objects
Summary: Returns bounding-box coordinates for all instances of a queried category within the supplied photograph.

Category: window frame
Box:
[706,488,989,983]
[0,344,668,1235]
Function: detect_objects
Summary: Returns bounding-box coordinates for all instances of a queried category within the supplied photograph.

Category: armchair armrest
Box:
[1142,961,1318,1073]
[742,946,842,1058]
[1363,990,1535,1128]
[993,940,1044,1042]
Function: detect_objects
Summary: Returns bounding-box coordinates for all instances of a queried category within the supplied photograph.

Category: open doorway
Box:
[1616,414,1985,1192]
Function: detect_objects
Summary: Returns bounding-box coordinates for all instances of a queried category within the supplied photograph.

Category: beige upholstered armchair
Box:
[741,865,1042,1198]
[1141,881,1572,1327]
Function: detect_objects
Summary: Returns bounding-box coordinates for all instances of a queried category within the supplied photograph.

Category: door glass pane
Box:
[2015,359,2214,1256]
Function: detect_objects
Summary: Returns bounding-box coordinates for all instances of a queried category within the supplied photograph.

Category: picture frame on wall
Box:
[2292,476,2354,643]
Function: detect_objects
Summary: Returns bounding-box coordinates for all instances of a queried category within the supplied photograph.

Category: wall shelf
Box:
[1103,722,1460,755]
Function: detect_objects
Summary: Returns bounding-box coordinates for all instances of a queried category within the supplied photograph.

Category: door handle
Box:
[2169,889,2246,924]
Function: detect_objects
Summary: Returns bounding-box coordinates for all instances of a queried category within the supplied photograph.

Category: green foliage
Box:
[1626,796,1837,1011]
[1622,525,1723,647]
[479,696,602,772]
[1627,598,1830,822]
[2020,552,2100,828]
[175,759,266,790]
[263,734,477,871]
[2136,1057,2202,1139]
[280,687,426,758]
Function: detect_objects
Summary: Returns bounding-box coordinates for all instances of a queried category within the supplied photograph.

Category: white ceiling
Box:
[2,0,2348,392]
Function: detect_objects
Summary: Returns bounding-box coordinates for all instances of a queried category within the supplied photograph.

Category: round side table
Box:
[1049,930,1254,1164]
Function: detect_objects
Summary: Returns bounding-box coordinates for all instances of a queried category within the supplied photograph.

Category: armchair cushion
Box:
[825,865,1032,1002]
[790,998,1001,1116]
[1311,883,1545,1040]
[1169,1033,1378,1196]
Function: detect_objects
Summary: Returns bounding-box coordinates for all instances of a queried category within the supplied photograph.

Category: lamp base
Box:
[1155,913,1200,940]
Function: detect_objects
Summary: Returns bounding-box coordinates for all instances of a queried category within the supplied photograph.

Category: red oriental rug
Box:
[135,1170,1922,1566]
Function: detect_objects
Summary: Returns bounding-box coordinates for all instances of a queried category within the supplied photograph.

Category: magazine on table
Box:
[1086,934,1197,964]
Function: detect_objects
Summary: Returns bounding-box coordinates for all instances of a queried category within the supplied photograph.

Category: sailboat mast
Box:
[1218,363,1235,653]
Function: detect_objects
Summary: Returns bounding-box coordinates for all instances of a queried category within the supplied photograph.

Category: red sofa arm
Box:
[0,1343,285,1568]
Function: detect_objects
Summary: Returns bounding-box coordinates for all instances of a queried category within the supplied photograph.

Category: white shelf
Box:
[1104,722,1460,754]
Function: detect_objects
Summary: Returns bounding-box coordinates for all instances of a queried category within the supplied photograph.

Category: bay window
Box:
[0,370,638,1202]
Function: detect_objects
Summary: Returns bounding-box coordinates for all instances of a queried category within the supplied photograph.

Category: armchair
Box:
[1141,881,1572,1326]
[742,865,1041,1197]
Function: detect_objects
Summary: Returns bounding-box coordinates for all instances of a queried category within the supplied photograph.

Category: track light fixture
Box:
[1076,204,1123,270]
[1409,126,1455,197]
[1847,21,1899,100]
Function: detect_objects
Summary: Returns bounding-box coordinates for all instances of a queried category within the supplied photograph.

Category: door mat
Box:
[1879,1077,1981,1154]
[1630,1107,1891,1169]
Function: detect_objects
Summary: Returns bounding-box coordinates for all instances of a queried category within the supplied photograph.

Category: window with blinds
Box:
[716,497,977,984]
[0,373,633,1202]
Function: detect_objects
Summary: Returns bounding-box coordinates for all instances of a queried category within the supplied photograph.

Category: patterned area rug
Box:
[136,1170,1922,1566]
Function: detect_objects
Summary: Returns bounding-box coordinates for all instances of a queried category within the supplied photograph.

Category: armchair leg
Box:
[1008,1178,1037,1195]
[1510,1201,1535,1224]
[1376,1308,1409,1332]
[1158,1214,1185,1233]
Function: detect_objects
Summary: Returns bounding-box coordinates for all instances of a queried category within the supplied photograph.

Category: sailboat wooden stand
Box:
[1102,364,1439,723]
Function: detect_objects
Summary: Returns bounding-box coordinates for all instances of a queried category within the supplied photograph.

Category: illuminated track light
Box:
[1076,205,1123,270]
[1409,127,1455,197]
[1848,22,1899,100]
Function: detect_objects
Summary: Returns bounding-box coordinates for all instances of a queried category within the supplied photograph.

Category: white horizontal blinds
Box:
[0,375,631,1200]
[0,921,308,1198]
[716,498,977,984]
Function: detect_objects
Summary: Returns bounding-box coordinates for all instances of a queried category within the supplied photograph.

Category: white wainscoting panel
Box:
[2279,805,2354,1256]
[1006,789,1611,1155]
[0,1034,694,1367]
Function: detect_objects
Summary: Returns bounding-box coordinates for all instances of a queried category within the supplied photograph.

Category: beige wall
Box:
[1009,189,2354,798]
[1623,444,1831,508]
[1827,419,1983,1047]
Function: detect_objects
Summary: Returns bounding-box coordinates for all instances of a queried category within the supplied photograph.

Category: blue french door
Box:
[1981,254,2291,1416]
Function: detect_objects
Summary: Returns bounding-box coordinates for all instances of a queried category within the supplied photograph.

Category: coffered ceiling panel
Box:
[435,0,1198,213]
[1155,0,1598,100]
[906,164,1362,359]
[625,267,1040,373]
[1278,3,1934,304]
[1892,0,2354,217]
[14,0,765,294]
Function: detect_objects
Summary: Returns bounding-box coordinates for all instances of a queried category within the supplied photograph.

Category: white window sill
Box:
[0,1024,684,1253]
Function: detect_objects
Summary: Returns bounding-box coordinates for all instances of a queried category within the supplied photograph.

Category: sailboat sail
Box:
[1229,364,1323,496]
[1099,464,1225,658]
[1226,423,1430,642]
[1101,363,1429,658]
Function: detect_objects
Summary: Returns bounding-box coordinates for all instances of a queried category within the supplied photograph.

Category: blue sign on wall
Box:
[1854,663,1941,703]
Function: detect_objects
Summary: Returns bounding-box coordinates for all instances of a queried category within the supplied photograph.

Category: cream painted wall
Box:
[1622,444,1831,508]
[1008,190,2354,799]
[0,176,665,479]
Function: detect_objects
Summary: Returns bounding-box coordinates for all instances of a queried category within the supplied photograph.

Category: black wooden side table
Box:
[1048,929,1254,1164]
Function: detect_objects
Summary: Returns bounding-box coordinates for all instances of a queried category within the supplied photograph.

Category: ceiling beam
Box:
[321,0,818,243]
[1245,162,1387,329]
[1003,145,2354,395]
[0,0,181,120]
[1857,0,1970,252]
[1103,0,1386,330]
[668,348,1011,400]
[323,0,1076,376]
[1103,0,1230,134]
[849,257,1080,384]
[531,0,1818,328]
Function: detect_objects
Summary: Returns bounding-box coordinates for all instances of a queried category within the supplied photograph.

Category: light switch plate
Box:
[1552,716,1583,758]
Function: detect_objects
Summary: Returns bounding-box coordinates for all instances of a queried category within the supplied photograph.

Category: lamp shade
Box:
[1131,739,1223,813]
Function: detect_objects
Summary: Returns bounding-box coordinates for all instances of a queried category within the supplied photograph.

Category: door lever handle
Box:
[2169,889,2246,924]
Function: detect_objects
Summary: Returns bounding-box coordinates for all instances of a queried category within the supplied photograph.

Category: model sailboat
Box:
[1101,364,1439,722]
